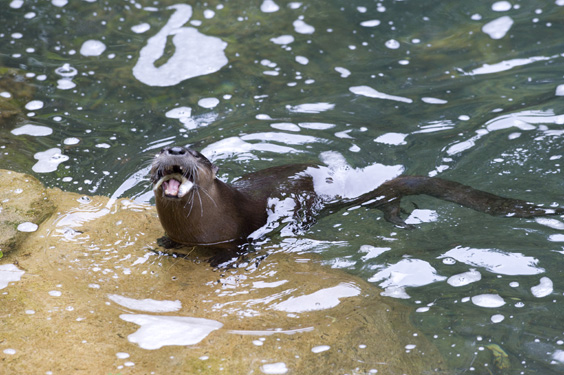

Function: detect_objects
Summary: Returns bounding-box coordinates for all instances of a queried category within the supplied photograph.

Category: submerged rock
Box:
[0,69,36,121]
[0,169,445,374]
[0,170,55,256]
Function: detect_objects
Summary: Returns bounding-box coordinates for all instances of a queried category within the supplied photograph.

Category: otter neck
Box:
[156,179,259,246]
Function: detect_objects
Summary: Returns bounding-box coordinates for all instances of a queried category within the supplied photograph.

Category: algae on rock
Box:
[0,170,55,255]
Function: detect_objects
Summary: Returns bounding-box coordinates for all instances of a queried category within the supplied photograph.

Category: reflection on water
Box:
[2,0,564,373]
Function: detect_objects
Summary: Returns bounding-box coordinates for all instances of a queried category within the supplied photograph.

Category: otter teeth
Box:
[154,174,193,197]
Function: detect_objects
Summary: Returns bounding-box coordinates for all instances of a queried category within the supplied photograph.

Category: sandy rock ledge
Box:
[0,169,445,374]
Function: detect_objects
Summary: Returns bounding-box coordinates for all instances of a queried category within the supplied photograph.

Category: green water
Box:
[2,0,564,373]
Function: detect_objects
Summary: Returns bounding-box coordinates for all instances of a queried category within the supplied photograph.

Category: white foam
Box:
[556,84,564,96]
[491,314,505,323]
[286,102,334,113]
[165,106,192,119]
[32,148,69,173]
[335,67,351,78]
[469,56,551,75]
[52,0,68,7]
[360,19,380,27]
[535,218,564,230]
[369,259,446,299]
[350,85,412,103]
[295,56,309,65]
[312,345,330,353]
[270,122,300,132]
[305,152,404,200]
[64,137,80,145]
[55,63,78,78]
[405,209,438,224]
[492,1,511,11]
[421,97,448,104]
[25,100,44,111]
[54,63,78,90]
[17,222,38,232]
[108,294,182,312]
[248,197,297,239]
[165,106,198,128]
[298,122,335,130]
[198,97,219,108]
[272,283,360,312]
[10,0,23,9]
[553,350,564,363]
[447,269,481,287]
[385,39,400,49]
[131,23,151,34]
[11,124,53,136]
[549,234,564,242]
[256,114,273,120]
[202,137,300,162]
[260,0,279,13]
[359,245,391,261]
[133,4,228,87]
[374,132,408,145]
[482,16,514,39]
[80,40,106,56]
[261,59,277,68]
[120,314,223,350]
[252,280,288,289]
[439,246,544,275]
[0,264,25,290]
[270,35,294,45]
[471,294,505,308]
[241,132,318,145]
[57,79,76,90]
[531,277,553,298]
[260,362,288,374]
[228,327,314,336]
[293,19,315,34]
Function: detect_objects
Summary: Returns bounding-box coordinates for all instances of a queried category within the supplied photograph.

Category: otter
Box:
[151,146,563,262]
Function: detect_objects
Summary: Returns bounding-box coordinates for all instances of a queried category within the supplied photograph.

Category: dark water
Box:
[2,0,564,373]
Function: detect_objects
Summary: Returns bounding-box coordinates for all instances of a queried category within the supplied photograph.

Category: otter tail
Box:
[346,176,563,227]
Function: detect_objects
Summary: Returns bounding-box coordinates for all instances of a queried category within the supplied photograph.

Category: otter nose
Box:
[167,147,187,155]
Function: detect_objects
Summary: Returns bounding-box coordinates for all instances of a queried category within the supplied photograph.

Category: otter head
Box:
[150,146,218,199]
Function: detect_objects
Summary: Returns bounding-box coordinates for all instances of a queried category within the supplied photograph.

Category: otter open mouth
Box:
[153,166,194,198]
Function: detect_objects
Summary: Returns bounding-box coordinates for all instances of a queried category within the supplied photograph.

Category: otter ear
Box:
[212,164,219,177]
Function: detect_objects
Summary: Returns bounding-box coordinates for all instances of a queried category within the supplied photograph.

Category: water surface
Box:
[2,0,564,373]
